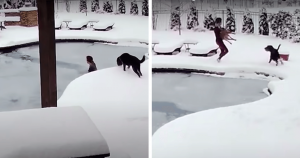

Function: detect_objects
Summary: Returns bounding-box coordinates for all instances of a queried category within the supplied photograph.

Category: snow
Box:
[189,43,219,54]
[58,60,148,158]
[0,13,148,158]
[55,19,62,28]
[68,20,89,28]
[0,13,148,47]
[0,9,19,13]
[0,106,109,158]
[154,41,183,53]
[93,21,114,29]
[4,16,20,21]
[152,30,300,158]
[19,7,37,11]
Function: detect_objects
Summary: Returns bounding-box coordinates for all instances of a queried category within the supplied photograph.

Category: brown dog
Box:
[220,29,236,44]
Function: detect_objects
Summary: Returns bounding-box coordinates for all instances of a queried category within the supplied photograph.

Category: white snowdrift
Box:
[58,61,149,158]
[154,41,183,53]
[189,43,219,54]
[93,21,114,29]
[152,31,300,158]
[68,20,89,28]
[0,106,109,158]
[55,19,62,28]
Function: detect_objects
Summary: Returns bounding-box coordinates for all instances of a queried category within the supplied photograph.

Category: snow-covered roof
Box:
[19,7,37,11]
[0,9,20,13]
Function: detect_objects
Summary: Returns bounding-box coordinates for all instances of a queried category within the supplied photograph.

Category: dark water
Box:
[152,73,268,134]
[0,43,147,112]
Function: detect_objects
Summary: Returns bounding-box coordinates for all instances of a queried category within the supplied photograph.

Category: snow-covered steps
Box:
[0,106,110,158]
[189,43,219,57]
[154,41,183,55]
[68,20,89,30]
[93,21,114,31]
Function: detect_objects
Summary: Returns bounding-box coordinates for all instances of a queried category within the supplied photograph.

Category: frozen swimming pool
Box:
[152,73,268,134]
[0,42,147,112]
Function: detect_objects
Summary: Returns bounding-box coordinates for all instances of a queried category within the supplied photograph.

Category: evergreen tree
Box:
[186,1,199,30]
[259,7,269,36]
[118,0,126,14]
[241,9,254,33]
[65,0,70,12]
[225,7,236,32]
[31,0,35,7]
[118,0,125,14]
[130,0,138,15]
[170,6,181,30]
[203,7,216,30]
[79,0,87,13]
[91,0,100,12]
[293,10,300,42]
[17,0,25,8]
[4,0,12,9]
[269,11,295,40]
[103,0,113,13]
[142,0,148,16]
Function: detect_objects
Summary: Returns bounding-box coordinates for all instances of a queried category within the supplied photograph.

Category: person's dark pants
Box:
[216,40,228,60]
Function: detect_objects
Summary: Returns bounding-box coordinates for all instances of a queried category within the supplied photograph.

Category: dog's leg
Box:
[137,65,142,76]
[275,60,278,66]
[132,66,141,78]
[280,58,284,65]
[127,65,131,69]
[269,58,272,63]
[123,64,126,71]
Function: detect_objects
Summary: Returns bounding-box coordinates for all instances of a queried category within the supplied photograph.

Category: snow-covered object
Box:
[19,7,37,11]
[5,16,20,21]
[0,9,19,13]
[68,20,89,28]
[0,106,110,158]
[189,43,218,54]
[93,21,114,29]
[55,19,62,28]
[58,63,148,158]
[154,41,183,53]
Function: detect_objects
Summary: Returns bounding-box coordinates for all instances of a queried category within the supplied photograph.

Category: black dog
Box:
[265,44,284,66]
[117,53,146,78]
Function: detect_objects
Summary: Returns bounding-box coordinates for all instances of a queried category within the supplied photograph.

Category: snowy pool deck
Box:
[152,31,300,158]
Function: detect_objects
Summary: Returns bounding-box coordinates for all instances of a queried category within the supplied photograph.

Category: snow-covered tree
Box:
[241,9,254,33]
[91,0,100,12]
[79,0,87,13]
[170,6,181,30]
[225,7,236,32]
[130,0,138,15]
[293,9,300,42]
[31,0,35,7]
[103,0,113,13]
[3,0,17,9]
[17,0,25,8]
[142,0,148,16]
[269,11,295,40]
[203,7,216,30]
[186,1,199,30]
[65,0,71,12]
[259,7,269,36]
[118,0,126,14]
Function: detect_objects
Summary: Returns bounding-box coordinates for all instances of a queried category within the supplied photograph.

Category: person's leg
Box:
[218,41,228,60]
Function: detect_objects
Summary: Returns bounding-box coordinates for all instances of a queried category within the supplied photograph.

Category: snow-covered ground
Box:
[0,13,148,47]
[0,13,148,158]
[152,30,300,158]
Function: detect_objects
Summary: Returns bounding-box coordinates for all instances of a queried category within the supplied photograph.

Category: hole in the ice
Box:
[152,73,269,134]
[0,42,147,112]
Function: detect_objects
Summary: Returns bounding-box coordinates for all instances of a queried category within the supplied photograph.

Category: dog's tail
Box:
[140,55,146,63]
[277,44,281,51]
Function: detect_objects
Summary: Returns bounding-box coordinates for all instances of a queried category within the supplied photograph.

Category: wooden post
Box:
[36,0,57,108]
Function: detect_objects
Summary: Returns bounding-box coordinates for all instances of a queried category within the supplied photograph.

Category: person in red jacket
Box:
[214,17,228,62]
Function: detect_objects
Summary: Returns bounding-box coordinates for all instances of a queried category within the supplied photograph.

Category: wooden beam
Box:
[36,0,57,108]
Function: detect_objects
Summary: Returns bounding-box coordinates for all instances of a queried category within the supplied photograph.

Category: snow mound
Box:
[154,41,183,53]
[68,20,89,28]
[55,19,62,28]
[5,16,20,21]
[93,21,114,29]
[190,43,219,54]
[0,106,109,158]
[58,60,149,158]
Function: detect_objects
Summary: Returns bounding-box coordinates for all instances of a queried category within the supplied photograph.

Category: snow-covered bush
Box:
[79,0,87,13]
[241,9,254,34]
[130,0,139,15]
[17,0,25,8]
[170,6,181,30]
[269,11,296,40]
[91,0,100,12]
[293,9,300,42]
[225,7,236,32]
[142,0,148,16]
[118,0,126,14]
[103,0,113,13]
[3,0,17,9]
[259,7,269,36]
[65,0,70,12]
[203,7,215,30]
[187,1,199,30]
